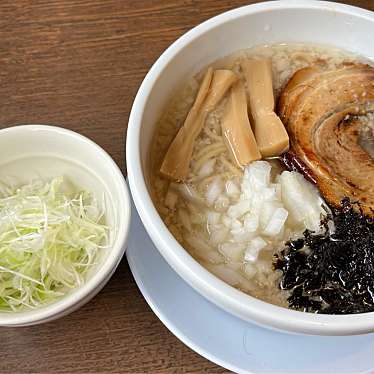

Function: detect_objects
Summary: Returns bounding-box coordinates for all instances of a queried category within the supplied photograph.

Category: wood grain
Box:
[0,1,373,373]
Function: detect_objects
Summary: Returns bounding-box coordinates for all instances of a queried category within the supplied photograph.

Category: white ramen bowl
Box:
[127,1,374,335]
[0,125,130,326]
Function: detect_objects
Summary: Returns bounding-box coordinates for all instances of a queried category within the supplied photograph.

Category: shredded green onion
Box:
[0,177,109,311]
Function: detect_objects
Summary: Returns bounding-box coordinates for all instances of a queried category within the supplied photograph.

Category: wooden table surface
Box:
[0,0,373,372]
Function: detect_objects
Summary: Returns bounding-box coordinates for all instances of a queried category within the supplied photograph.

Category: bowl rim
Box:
[0,124,131,326]
[127,0,374,335]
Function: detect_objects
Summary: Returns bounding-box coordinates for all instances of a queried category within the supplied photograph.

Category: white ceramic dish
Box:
[0,125,130,326]
[127,1,374,335]
[127,202,374,373]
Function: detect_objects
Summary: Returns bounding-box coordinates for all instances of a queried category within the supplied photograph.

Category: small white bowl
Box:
[0,125,130,326]
[127,1,374,335]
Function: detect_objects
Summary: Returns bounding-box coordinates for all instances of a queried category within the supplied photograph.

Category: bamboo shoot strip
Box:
[221,81,261,167]
[160,68,237,181]
[241,58,289,157]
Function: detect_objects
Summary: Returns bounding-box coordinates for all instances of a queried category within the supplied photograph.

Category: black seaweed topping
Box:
[273,198,374,314]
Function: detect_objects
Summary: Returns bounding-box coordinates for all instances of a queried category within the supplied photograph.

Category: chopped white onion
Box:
[262,207,288,237]
[219,242,245,261]
[279,171,323,232]
[243,263,257,279]
[206,178,223,206]
[230,219,242,230]
[244,161,271,191]
[222,215,232,228]
[259,201,279,230]
[243,213,259,232]
[225,180,240,198]
[209,227,229,246]
[176,160,327,296]
[227,199,251,219]
[244,237,268,262]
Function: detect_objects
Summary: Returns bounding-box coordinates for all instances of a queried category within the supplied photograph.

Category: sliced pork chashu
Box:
[278,63,374,216]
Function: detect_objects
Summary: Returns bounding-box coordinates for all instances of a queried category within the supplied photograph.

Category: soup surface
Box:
[149,43,373,311]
